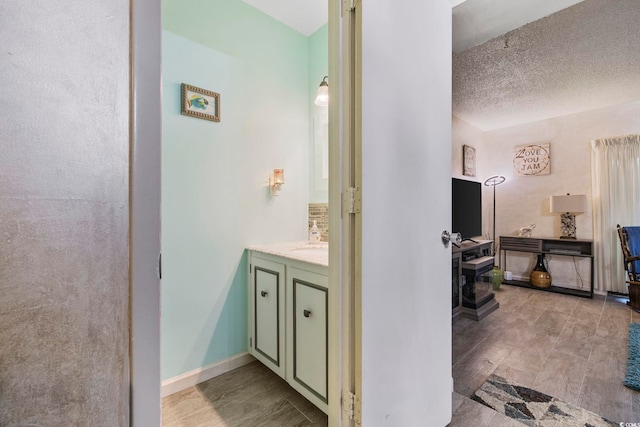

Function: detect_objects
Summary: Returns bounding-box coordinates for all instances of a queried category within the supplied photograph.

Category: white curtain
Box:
[591,135,640,293]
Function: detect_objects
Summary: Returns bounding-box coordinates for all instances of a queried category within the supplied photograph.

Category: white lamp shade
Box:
[315,84,329,106]
[550,194,587,213]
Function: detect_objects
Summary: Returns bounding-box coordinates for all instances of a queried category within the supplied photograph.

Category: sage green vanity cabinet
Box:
[248,249,328,414]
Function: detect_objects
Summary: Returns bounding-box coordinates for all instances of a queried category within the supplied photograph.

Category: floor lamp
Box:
[484,175,506,257]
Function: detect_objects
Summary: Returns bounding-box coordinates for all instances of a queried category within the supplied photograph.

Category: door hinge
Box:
[343,187,361,215]
[343,0,355,13]
[344,390,361,424]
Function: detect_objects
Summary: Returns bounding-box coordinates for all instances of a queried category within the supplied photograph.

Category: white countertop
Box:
[247,241,329,267]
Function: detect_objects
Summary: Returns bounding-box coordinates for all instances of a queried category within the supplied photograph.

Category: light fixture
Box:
[484,175,506,255]
[269,169,284,196]
[550,193,587,239]
[314,76,329,107]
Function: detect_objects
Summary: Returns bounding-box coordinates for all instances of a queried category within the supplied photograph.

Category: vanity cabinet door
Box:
[250,256,286,378]
[287,267,328,414]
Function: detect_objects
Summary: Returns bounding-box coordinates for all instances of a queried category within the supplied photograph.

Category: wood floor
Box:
[162,361,328,427]
[163,285,640,426]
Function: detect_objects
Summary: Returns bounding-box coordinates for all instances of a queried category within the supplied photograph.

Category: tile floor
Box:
[449,285,640,425]
[162,285,640,426]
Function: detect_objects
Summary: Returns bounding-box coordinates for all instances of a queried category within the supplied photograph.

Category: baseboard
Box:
[161,352,255,398]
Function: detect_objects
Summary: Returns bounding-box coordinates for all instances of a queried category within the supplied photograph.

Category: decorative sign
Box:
[513,143,550,176]
[463,144,476,177]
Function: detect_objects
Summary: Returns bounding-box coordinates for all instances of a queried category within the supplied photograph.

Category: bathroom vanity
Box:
[247,242,329,414]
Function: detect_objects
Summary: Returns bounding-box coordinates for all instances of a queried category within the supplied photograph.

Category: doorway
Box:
[156,1,345,426]
[131,1,453,426]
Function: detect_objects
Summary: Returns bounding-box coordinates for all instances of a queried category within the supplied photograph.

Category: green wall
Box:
[162,1,312,380]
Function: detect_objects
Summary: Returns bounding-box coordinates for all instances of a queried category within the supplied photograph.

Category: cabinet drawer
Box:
[500,236,542,252]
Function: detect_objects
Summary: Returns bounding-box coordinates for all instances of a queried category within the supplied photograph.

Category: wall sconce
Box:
[550,193,587,239]
[269,169,284,196]
[314,76,329,107]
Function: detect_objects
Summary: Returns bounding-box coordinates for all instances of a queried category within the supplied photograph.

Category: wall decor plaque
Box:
[513,142,550,176]
[181,83,220,122]
[463,144,476,177]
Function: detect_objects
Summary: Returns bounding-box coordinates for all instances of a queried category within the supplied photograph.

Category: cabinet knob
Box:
[260,290,268,297]
[303,309,311,318]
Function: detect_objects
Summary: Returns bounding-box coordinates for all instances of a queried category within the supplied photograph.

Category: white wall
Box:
[453,101,640,290]
[452,115,486,183]
[361,1,452,425]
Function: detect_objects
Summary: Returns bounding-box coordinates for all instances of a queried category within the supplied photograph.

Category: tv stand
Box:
[452,238,479,249]
[452,240,499,321]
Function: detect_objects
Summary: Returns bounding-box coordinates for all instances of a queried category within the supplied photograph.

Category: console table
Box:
[499,236,594,298]
[452,240,500,321]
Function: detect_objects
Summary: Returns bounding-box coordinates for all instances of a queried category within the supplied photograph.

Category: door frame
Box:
[130,0,162,425]
[330,0,361,425]
[130,1,355,426]
[329,0,353,425]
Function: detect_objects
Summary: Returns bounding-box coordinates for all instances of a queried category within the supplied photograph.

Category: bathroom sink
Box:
[247,241,329,267]
[290,244,328,255]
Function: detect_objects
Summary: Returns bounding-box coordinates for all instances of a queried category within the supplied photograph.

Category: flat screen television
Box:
[452,178,482,241]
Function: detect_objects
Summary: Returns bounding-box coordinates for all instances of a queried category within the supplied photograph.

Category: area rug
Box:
[471,374,617,426]
[624,323,640,391]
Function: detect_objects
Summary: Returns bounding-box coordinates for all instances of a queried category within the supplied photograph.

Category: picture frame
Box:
[463,144,476,177]
[181,83,220,122]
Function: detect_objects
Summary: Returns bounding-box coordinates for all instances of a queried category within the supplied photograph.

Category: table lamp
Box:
[550,193,587,239]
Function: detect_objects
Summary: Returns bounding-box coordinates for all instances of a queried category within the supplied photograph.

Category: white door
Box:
[359,1,452,425]
[131,0,162,425]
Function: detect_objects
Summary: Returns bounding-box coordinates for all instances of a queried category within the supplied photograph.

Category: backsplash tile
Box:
[308,203,328,242]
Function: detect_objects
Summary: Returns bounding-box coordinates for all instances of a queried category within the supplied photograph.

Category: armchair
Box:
[617,224,640,311]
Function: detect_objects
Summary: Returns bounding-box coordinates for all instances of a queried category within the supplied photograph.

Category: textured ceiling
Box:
[452,0,584,52]
[453,0,640,131]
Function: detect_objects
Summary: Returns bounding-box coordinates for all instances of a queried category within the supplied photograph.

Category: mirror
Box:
[309,25,329,204]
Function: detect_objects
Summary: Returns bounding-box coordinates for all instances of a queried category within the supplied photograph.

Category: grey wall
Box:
[0,1,130,424]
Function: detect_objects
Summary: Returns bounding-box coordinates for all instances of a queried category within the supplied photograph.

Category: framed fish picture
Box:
[180,83,220,122]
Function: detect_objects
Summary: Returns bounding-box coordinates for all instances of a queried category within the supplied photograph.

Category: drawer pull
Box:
[303,309,311,318]
[261,290,268,297]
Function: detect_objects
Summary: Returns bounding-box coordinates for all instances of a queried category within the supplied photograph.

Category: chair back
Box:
[617,224,640,282]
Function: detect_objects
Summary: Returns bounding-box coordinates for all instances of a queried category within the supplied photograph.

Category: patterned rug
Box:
[471,374,617,426]
[624,323,640,391]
